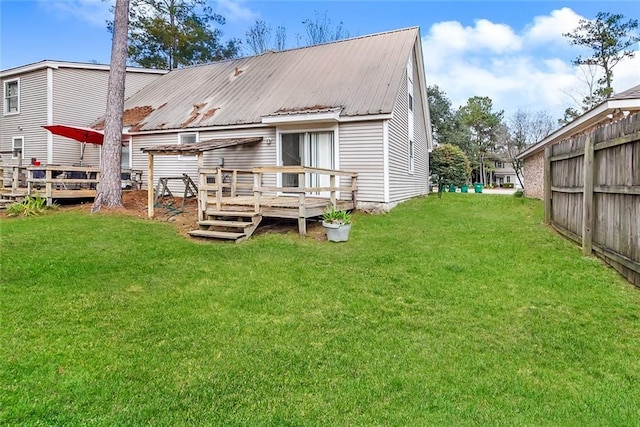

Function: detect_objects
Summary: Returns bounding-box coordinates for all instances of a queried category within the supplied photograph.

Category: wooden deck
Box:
[212,195,355,218]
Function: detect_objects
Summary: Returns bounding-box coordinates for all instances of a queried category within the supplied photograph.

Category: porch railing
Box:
[197,166,358,220]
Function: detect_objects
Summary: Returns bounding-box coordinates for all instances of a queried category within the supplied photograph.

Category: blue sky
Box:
[1,0,639,120]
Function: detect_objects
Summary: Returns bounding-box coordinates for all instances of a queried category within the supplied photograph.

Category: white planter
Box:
[322,221,352,242]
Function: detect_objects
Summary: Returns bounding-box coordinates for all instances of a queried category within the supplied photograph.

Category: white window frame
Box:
[4,78,20,115]
[178,132,198,160]
[276,125,339,197]
[408,139,415,174]
[12,136,24,160]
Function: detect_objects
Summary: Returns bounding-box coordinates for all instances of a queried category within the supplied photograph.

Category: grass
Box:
[1,194,639,425]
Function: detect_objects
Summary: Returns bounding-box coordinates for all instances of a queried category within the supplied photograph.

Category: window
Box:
[496,161,504,168]
[12,136,24,159]
[408,140,415,173]
[178,132,198,160]
[506,175,511,183]
[4,78,19,115]
[280,130,335,193]
[408,93,413,112]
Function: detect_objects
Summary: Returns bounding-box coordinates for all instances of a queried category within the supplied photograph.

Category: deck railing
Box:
[2,165,142,205]
[197,166,358,220]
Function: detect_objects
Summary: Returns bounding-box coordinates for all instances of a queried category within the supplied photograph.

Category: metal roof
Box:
[111,27,420,132]
[140,137,262,155]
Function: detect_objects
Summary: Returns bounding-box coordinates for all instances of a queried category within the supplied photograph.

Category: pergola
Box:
[140,137,262,218]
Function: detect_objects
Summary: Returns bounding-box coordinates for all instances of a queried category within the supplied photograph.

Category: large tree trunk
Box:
[92,0,130,212]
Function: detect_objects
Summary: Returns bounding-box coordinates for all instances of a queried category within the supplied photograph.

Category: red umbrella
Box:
[42,124,129,163]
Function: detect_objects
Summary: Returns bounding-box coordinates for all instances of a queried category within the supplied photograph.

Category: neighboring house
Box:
[0,61,166,174]
[489,160,520,188]
[96,27,432,211]
[516,84,640,199]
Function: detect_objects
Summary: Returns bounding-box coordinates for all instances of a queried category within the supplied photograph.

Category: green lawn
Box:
[2,194,639,425]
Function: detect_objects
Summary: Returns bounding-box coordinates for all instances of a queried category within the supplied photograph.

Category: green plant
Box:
[514,189,525,198]
[322,207,352,225]
[6,193,53,217]
[502,182,515,189]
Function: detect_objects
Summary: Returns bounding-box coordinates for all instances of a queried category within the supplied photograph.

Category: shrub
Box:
[502,182,515,189]
[514,189,525,198]
[6,194,55,217]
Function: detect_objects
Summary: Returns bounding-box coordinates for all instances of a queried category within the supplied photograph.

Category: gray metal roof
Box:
[108,27,419,132]
[140,137,262,154]
[610,84,640,100]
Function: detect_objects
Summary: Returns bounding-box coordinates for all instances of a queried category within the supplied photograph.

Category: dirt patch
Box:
[46,190,327,240]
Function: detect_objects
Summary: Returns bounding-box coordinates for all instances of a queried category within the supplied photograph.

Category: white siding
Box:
[52,68,163,166]
[387,47,429,203]
[0,69,48,167]
[131,127,277,193]
[339,120,385,202]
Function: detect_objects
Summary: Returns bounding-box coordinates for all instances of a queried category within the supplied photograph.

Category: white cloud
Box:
[214,0,258,23]
[524,7,584,46]
[422,7,639,122]
[38,0,113,27]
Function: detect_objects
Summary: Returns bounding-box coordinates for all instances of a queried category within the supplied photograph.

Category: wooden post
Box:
[544,146,552,225]
[298,192,307,236]
[197,153,204,222]
[330,173,336,208]
[45,168,53,206]
[231,170,237,197]
[582,136,594,255]
[12,166,19,190]
[215,168,223,211]
[253,171,261,213]
[27,168,33,194]
[147,152,154,218]
[351,174,357,208]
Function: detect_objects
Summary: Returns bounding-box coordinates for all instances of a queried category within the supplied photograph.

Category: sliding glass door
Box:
[280,130,335,195]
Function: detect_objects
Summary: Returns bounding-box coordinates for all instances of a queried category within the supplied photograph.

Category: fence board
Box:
[546,113,640,287]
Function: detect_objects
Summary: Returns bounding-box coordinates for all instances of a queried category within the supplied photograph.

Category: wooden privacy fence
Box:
[544,113,640,286]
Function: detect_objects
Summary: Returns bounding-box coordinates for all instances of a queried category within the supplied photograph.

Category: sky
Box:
[1,0,639,121]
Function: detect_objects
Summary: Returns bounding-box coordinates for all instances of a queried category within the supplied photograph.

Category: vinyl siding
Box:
[131,127,277,193]
[387,47,429,203]
[0,69,48,166]
[339,120,385,202]
[52,68,163,166]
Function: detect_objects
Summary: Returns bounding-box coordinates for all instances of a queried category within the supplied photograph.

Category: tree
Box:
[430,144,471,197]
[301,10,349,45]
[458,96,504,185]
[92,0,129,212]
[112,0,240,69]
[245,19,287,55]
[564,12,640,100]
[503,109,555,189]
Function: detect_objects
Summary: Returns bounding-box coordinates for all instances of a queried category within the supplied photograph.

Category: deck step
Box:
[205,210,260,218]
[188,230,246,241]
[198,220,253,228]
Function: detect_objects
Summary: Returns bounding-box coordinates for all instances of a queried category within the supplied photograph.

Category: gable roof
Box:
[516,83,640,160]
[105,27,421,132]
[0,60,167,79]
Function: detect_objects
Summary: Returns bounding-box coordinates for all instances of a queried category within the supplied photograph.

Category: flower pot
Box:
[322,221,351,242]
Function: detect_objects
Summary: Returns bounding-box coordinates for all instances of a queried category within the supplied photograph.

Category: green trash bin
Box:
[449,184,457,193]
[473,182,483,193]
[460,185,469,193]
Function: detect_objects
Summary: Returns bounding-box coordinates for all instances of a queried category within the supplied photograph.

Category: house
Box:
[516,84,640,198]
[0,61,166,175]
[99,27,432,212]
[490,160,520,188]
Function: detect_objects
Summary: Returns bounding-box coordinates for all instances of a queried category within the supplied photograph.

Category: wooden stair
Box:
[188,210,262,243]
[0,191,26,209]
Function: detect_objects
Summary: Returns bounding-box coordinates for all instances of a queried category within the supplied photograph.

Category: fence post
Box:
[544,146,552,225]
[582,136,594,255]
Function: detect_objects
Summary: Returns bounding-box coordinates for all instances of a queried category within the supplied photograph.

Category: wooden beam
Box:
[544,146,552,224]
[147,152,154,218]
[197,153,204,222]
[582,136,594,255]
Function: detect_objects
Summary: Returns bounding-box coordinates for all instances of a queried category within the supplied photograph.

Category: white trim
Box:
[46,67,53,163]
[12,136,25,160]
[338,113,393,122]
[3,78,20,116]
[178,132,199,160]
[383,119,390,203]
[262,110,341,124]
[0,60,167,79]
[516,98,640,159]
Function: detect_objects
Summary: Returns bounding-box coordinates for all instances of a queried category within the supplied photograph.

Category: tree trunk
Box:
[92,0,129,212]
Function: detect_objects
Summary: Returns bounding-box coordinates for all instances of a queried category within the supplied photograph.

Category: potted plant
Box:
[322,207,352,242]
